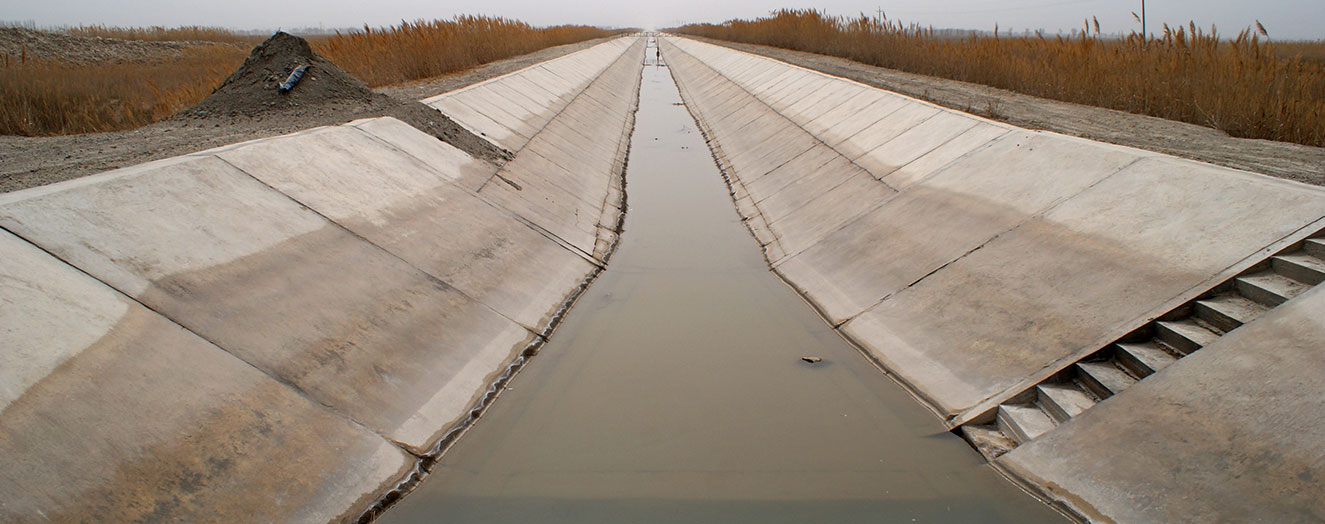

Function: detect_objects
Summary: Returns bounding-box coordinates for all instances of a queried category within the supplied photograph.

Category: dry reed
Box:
[313,16,622,86]
[65,25,262,45]
[674,9,1325,147]
[0,44,245,135]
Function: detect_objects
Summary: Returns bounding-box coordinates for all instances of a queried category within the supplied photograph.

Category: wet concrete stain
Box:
[379,47,1068,523]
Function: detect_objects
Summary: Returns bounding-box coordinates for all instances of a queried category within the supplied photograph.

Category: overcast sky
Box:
[6,0,1323,40]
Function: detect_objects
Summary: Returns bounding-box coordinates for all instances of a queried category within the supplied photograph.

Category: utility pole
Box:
[1141,0,1146,39]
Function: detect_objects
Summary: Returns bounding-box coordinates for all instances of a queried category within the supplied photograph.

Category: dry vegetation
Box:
[65,25,263,45]
[674,9,1325,147]
[313,17,621,86]
[1,44,245,135]
[2,16,618,136]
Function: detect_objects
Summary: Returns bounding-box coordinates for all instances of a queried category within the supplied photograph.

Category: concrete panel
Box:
[999,285,1325,523]
[0,230,411,523]
[503,74,567,109]
[837,103,940,159]
[767,76,832,111]
[216,124,479,223]
[804,89,888,135]
[772,129,1142,323]
[843,154,1325,417]
[0,155,537,453]
[726,125,821,181]
[528,120,614,172]
[766,168,897,259]
[744,145,840,203]
[515,144,612,207]
[853,111,981,178]
[781,81,857,120]
[916,132,1146,214]
[775,185,1029,324]
[755,74,820,107]
[350,117,496,191]
[427,96,526,151]
[214,121,597,333]
[484,82,556,127]
[451,91,541,140]
[880,123,1010,190]
[480,151,604,258]
[816,93,911,147]
[755,153,863,221]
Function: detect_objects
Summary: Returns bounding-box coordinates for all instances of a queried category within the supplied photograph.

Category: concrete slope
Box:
[0,36,644,522]
[423,38,637,154]
[475,38,645,262]
[0,229,412,523]
[664,35,1324,416]
[663,35,1325,521]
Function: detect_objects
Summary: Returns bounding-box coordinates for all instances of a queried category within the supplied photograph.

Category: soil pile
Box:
[177,32,509,162]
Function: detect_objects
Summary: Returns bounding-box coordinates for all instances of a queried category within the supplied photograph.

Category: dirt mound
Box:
[177,32,509,162]
[0,27,201,64]
[179,32,373,119]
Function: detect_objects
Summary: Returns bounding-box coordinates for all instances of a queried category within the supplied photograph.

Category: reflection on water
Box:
[380,40,1066,524]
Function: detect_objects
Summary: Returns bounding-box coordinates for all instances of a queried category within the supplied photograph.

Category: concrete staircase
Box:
[967,231,1325,455]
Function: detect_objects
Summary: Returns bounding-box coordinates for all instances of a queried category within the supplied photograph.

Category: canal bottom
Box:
[380,49,1067,524]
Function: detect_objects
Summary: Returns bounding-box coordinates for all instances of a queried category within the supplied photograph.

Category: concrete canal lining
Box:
[379,39,1065,524]
[2,29,1322,522]
[0,37,643,522]
[662,35,1325,522]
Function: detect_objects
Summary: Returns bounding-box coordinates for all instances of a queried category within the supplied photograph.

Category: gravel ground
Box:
[686,36,1325,187]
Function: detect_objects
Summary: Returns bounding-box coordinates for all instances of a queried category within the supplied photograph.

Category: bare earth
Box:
[0,27,228,64]
[0,37,610,194]
[689,37,1325,187]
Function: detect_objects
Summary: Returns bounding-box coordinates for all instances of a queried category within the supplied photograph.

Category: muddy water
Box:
[381,48,1066,524]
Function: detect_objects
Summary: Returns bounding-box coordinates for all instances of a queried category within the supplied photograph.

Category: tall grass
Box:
[65,25,262,45]
[2,16,621,136]
[313,16,622,86]
[0,45,245,135]
[674,9,1325,147]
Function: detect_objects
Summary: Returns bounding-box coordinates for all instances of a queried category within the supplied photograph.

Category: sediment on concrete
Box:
[662,35,1325,522]
[0,36,644,523]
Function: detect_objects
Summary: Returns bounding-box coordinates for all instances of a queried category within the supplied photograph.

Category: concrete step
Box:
[1194,294,1267,333]
[1036,383,1096,423]
[1114,341,1178,378]
[997,403,1056,445]
[1272,253,1325,286]
[1236,271,1311,307]
[1076,361,1137,399]
[1154,318,1221,355]
[1304,238,1325,259]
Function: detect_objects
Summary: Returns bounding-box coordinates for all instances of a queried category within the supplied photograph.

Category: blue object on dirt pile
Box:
[278,65,309,93]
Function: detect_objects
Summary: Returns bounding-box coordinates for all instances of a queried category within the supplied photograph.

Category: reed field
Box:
[0,44,246,135]
[313,17,621,86]
[65,25,263,45]
[674,9,1325,147]
[1,16,617,136]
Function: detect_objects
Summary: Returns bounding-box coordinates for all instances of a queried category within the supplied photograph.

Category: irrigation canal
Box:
[380,43,1066,523]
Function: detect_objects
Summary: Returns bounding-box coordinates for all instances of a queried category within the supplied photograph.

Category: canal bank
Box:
[660,35,1325,523]
[380,39,1065,524]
